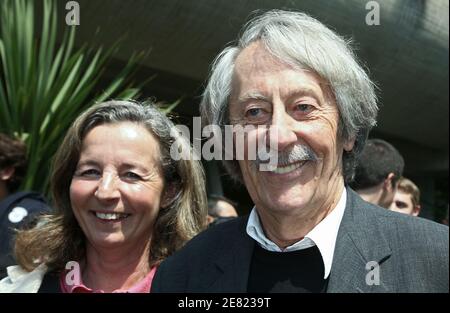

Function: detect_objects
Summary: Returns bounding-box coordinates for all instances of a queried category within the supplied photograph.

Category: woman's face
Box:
[70,122,166,250]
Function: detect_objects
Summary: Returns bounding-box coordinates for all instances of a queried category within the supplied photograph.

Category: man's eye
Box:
[295,103,313,112]
[246,108,263,117]
[243,108,270,124]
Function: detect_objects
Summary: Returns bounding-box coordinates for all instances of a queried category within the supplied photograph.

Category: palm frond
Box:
[0,0,145,194]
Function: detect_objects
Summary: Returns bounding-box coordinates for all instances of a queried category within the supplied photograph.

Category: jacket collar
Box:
[327,188,392,292]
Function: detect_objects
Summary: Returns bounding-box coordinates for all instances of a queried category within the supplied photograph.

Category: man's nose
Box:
[95,172,120,200]
[268,108,297,151]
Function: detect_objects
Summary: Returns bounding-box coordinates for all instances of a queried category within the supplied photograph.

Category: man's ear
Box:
[384,173,396,191]
[343,136,356,152]
[0,167,15,181]
[412,205,421,217]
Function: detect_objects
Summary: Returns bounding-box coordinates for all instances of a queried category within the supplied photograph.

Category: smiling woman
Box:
[70,122,166,254]
[0,101,207,293]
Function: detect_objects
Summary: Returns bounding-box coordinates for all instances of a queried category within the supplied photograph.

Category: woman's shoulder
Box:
[0,263,48,293]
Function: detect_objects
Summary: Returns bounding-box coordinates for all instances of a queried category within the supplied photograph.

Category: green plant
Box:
[0,0,144,194]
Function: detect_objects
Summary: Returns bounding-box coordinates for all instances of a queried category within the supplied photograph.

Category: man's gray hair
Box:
[200,10,378,183]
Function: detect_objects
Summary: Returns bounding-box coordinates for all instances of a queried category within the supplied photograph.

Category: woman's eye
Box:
[123,172,141,180]
[81,169,100,177]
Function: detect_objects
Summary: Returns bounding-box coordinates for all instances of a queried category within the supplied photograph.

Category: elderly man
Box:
[152,10,448,292]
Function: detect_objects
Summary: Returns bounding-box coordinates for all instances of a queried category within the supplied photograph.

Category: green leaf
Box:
[0,0,147,194]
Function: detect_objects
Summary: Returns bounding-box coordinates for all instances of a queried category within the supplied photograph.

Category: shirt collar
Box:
[60,266,157,293]
[246,187,347,279]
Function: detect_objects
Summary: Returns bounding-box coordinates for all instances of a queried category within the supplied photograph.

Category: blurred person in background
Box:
[0,133,50,279]
[207,194,238,226]
[389,177,421,217]
[349,139,404,208]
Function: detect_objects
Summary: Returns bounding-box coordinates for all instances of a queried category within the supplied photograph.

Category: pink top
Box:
[59,266,157,293]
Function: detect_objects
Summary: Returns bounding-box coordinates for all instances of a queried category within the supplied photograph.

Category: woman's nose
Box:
[95,173,120,200]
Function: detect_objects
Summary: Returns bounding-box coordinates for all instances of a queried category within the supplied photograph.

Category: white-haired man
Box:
[152,10,448,293]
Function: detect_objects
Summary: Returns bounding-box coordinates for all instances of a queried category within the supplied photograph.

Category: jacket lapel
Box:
[208,217,255,292]
[328,189,392,292]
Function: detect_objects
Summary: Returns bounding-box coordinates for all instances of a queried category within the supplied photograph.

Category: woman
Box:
[0,100,207,292]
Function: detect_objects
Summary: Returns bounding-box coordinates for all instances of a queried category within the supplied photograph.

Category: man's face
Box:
[229,42,354,219]
[389,190,419,216]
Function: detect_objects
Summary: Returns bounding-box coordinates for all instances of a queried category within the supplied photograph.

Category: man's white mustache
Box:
[253,144,318,167]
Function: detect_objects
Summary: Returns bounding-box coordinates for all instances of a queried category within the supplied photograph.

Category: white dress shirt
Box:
[246,188,347,279]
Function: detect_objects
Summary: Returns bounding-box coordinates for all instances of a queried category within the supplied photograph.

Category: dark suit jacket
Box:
[152,189,449,292]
